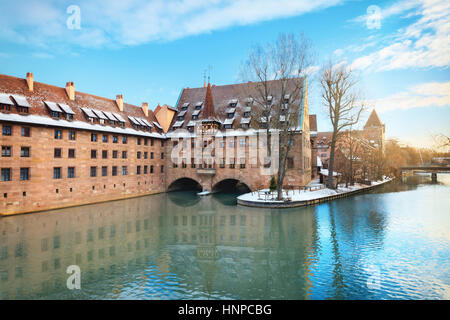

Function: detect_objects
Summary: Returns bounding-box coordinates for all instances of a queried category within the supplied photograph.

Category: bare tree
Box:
[240,33,312,200]
[320,61,364,189]
[433,133,450,150]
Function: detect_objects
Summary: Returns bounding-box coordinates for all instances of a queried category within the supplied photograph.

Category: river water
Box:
[0,175,449,300]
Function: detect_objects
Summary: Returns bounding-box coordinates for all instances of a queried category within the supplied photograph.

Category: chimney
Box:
[115,94,124,112]
[26,72,34,92]
[65,82,75,100]
[142,102,149,117]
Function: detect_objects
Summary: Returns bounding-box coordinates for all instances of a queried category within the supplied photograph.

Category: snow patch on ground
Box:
[237,177,392,203]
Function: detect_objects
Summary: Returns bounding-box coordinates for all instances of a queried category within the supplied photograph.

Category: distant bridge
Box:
[399,165,450,182]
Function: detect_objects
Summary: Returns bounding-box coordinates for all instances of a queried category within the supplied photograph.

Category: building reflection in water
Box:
[1,182,425,299]
[0,191,322,299]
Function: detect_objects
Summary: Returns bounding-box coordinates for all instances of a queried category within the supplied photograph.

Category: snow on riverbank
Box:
[237,177,392,203]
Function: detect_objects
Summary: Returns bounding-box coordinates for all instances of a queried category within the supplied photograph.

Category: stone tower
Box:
[363,109,385,151]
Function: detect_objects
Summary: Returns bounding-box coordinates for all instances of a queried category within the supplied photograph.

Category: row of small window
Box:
[2,125,30,137]
[55,129,163,147]
[53,165,164,179]
[1,168,29,181]
[1,146,30,157]
[0,104,29,113]
[2,125,164,147]
[0,165,164,181]
[173,138,248,148]
[1,146,164,160]
[173,161,247,169]
[172,157,295,169]
[171,214,247,227]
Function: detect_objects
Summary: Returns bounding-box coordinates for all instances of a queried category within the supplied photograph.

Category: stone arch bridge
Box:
[166,167,267,193]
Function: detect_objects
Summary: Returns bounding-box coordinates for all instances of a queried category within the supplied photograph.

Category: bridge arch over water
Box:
[168,177,203,192]
[212,178,252,193]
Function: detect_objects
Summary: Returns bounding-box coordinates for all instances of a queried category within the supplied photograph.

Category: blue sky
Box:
[0,0,448,148]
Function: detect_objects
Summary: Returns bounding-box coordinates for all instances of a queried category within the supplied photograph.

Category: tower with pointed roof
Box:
[363,109,385,151]
[199,83,221,134]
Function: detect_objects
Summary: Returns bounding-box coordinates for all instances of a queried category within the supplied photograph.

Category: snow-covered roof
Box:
[44,101,63,113]
[0,112,165,138]
[0,93,14,105]
[223,118,235,125]
[187,120,196,127]
[134,117,147,127]
[140,118,153,127]
[153,121,162,129]
[178,110,187,117]
[320,169,341,176]
[81,107,97,118]
[173,120,184,127]
[128,116,140,126]
[192,109,201,116]
[11,94,31,108]
[241,117,251,124]
[102,110,118,121]
[92,109,108,120]
[112,112,126,123]
[58,103,75,115]
[226,107,236,114]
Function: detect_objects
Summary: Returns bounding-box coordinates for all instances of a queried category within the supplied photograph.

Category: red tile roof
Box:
[170,78,305,131]
[0,73,163,134]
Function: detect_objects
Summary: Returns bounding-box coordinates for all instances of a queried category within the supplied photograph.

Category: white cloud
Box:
[333,48,344,56]
[0,0,342,49]
[350,0,450,71]
[369,81,450,113]
[31,52,54,59]
[303,65,320,76]
[351,0,421,24]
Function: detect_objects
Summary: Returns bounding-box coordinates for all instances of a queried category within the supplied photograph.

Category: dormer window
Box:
[284,94,290,104]
[229,99,238,108]
[0,104,11,112]
[0,94,14,112]
[99,118,105,125]
[244,111,250,118]
[44,101,63,119]
[195,102,203,110]
[82,107,98,124]
[267,95,273,104]
[11,95,31,114]
[192,115,198,120]
[181,102,189,110]
[228,113,234,119]
[57,103,75,121]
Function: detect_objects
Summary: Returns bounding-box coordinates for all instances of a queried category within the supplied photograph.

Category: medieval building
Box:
[165,80,312,193]
[0,73,313,215]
